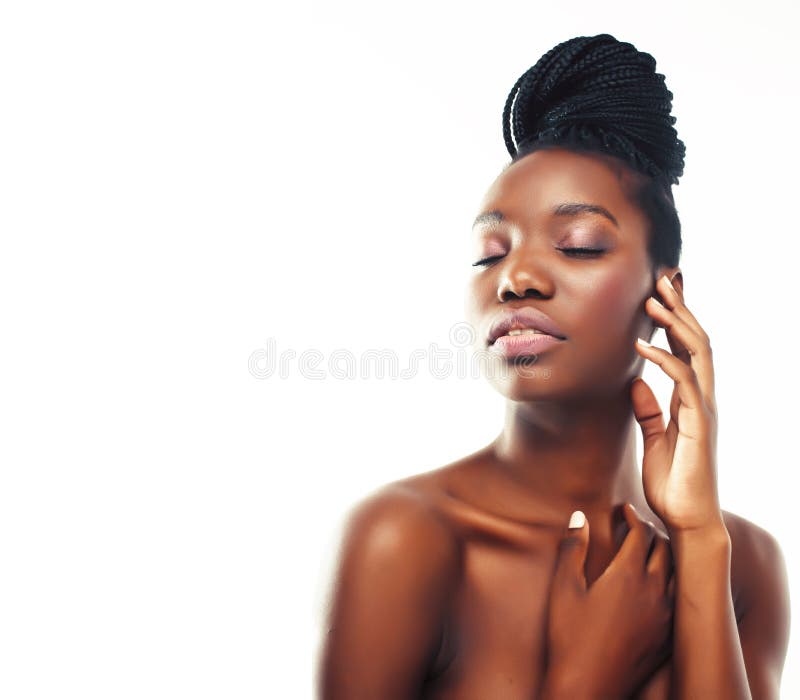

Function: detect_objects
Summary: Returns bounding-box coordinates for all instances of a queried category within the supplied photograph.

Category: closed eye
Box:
[558,247,606,258]
[472,248,605,267]
[471,255,504,267]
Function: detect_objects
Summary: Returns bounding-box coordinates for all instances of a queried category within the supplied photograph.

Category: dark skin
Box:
[316,148,790,699]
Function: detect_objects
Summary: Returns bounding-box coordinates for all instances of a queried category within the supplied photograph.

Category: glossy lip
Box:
[487,306,567,346]
[490,332,564,358]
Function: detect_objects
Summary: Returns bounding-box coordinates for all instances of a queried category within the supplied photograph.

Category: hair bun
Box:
[502,34,686,185]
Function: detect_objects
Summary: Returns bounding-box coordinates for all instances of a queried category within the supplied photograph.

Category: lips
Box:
[487,307,567,346]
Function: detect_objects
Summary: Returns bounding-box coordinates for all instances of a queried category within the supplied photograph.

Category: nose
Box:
[496,252,554,302]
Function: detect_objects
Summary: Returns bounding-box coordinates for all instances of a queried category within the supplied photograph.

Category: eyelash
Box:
[471,248,606,267]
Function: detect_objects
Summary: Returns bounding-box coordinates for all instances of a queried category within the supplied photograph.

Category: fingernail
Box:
[568,510,586,529]
[636,337,652,348]
[661,274,675,292]
[649,296,665,308]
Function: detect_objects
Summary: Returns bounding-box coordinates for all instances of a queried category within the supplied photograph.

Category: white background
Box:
[2,1,798,698]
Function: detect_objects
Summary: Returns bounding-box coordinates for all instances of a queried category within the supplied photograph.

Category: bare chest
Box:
[421,536,673,700]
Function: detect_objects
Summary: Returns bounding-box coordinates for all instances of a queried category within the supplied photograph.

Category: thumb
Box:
[553,510,590,594]
[630,377,666,449]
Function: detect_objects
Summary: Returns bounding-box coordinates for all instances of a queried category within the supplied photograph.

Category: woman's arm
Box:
[631,275,790,698]
[673,519,791,700]
[671,518,790,700]
[671,522,749,698]
[315,485,461,700]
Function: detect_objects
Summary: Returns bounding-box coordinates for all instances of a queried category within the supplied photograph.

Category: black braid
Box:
[502,33,684,269]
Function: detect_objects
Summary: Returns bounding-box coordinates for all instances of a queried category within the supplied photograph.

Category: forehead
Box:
[478,147,648,232]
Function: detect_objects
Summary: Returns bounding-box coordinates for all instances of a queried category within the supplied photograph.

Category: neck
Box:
[491,386,648,524]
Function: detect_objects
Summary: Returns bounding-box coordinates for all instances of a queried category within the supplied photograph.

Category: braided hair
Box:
[502,34,684,269]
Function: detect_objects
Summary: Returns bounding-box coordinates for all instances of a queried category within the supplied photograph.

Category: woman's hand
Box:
[631,274,724,534]
[542,504,675,698]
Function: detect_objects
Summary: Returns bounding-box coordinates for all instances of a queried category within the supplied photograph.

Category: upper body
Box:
[315,444,789,699]
[316,34,790,699]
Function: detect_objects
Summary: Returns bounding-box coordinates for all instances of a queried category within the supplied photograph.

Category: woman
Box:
[316,34,790,699]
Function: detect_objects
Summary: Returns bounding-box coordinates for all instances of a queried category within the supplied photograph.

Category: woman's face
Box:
[465,147,672,402]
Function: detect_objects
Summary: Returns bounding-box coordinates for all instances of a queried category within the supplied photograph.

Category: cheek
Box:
[575,273,643,330]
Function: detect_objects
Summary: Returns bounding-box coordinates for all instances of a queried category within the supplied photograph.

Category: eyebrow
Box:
[472,202,619,229]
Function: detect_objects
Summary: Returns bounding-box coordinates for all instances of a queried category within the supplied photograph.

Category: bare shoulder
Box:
[721,508,782,547]
[721,509,788,605]
[721,509,787,580]
[340,481,463,574]
[322,481,464,618]
[316,483,462,698]
[720,509,790,692]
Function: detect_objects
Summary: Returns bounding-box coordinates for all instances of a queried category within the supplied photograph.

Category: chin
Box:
[484,356,636,402]
[485,362,568,401]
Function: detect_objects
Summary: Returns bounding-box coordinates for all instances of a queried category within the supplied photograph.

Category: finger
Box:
[552,510,590,595]
[657,274,706,338]
[666,571,676,603]
[655,275,716,409]
[646,296,691,363]
[634,339,706,423]
[646,295,702,363]
[646,532,674,593]
[646,293,716,411]
[630,377,675,476]
[630,377,666,449]
[613,503,656,569]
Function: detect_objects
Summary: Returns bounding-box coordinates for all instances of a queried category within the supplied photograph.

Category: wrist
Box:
[669,520,731,556]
